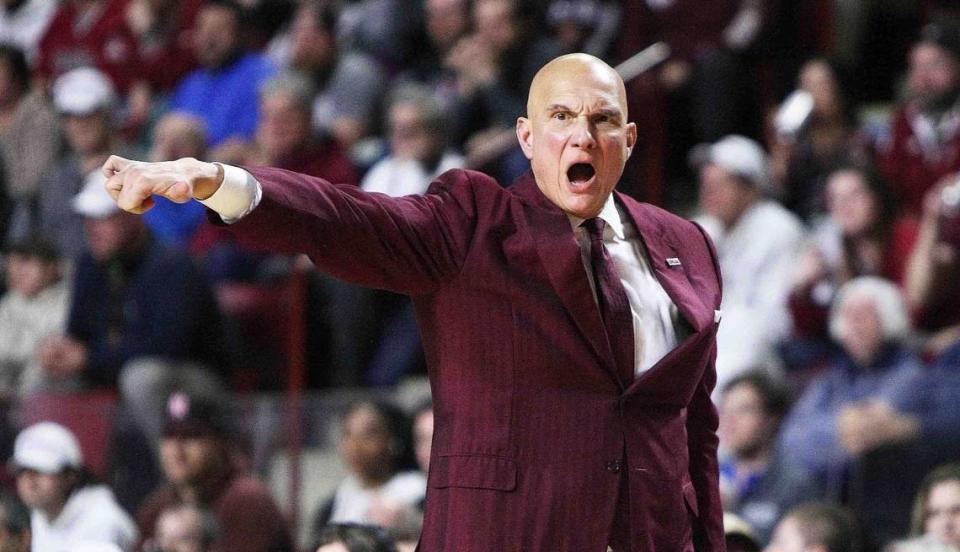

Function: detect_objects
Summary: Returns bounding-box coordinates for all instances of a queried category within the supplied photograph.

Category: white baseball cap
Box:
[694,134,771,192]
[52,67,117,116]
[13,422,84,473]
[72,169,120,219]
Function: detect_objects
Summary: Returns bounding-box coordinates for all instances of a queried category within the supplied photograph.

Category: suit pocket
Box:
[428,454,517,491]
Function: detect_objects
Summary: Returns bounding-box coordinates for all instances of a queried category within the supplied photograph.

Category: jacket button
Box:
[606,460,621,473]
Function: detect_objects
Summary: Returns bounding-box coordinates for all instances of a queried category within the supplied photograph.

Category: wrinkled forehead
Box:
[528,60,627,118]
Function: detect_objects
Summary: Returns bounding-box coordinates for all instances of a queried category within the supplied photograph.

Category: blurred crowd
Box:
[0,0,959,551]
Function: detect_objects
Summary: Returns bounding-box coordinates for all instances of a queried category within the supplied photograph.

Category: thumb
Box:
[165,181,193,203]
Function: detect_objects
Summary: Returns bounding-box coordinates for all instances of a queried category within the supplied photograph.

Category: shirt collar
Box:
[566,194,626,239]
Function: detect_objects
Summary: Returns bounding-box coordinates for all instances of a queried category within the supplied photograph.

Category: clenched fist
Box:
[101,156,224,214]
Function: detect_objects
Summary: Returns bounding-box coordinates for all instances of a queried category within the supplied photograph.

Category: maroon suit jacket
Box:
[229,167,725,551]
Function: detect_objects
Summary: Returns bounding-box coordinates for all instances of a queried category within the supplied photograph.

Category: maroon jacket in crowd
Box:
[224,167,725,551]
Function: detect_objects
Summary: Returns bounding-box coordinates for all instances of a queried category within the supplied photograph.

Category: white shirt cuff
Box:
[197,163,262,223]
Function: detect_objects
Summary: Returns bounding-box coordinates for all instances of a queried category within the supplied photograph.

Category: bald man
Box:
[102,54,725,551]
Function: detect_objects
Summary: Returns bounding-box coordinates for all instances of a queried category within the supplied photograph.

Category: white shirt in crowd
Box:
[361,151,465,197]
[329,471,427,525]
[30,484,138,552]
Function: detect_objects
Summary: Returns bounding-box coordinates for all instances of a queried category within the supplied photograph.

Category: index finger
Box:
[102,155,132,179]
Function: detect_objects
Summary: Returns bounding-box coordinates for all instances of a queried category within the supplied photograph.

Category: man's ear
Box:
[625,122,637,157]
[517,117,534,160]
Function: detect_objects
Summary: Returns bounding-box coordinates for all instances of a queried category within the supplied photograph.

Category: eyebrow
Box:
[544,104,623,119]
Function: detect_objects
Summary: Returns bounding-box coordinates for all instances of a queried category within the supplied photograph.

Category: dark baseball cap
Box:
[161,392,229,439]
[920,21,960,62]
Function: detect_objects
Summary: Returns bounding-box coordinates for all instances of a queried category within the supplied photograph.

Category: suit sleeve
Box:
[226,167,484,295]
[687,222,726,551]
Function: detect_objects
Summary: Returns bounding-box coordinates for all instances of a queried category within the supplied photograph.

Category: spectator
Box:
[764,502,861,552]
[0,44,59,243]
[876,20,960,217]
[719,371,820,544]
[545,0,620,58]
[26,67,129,261]
[142,111,209,247]
[694,135,804,392]
[788,166,918,345]
[0,492,30,552]
[335,0,418,72]
[35,0,139,92]
[884,536,960,552]
[12,422,137,551]
[145,504,218,552]
[36,174,230,450]
[0,237,68,396]
[271,0,385,153]
[411,401,432,474]
[0,0,58,65]
[909,464,960,550]
[769,58,867,221]
[137,392,292,552]
[779,277,926,490]
[312,401,425,534]
[313,523,397,552]
[169,0,276,148]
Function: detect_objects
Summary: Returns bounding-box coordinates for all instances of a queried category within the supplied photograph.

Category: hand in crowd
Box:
[792,247,828,289]
[101,156,223,214]
[38,335,88,378]
[838,400,920,456]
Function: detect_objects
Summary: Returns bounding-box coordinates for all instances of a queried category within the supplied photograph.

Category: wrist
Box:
[192,161,224,200]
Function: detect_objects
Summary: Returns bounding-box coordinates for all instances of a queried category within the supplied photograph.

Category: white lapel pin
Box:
[666,257,681,267]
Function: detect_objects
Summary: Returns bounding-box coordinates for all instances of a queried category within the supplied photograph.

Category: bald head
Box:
[527,54,628,120]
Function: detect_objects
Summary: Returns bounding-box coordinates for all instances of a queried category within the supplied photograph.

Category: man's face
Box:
[160,436,221,487]
[838,294,884,366]
[698,164,754,228]
[389,103,439,162]
[908,43,960,111]
[719,384,774,458]
[290,5,335,71]
[15,469,70,513]
[63,112,110,156]
[340,406,393,480]
[427,0,468,51]
[925,480,960,548]
[764,517,811,552]
[827,170,876,237]
[84,213,139,261]
[5,254,58,298]
[474,0,518,54]
[258,91,311,160]
[192,5,240,68]
[517,56,636,219]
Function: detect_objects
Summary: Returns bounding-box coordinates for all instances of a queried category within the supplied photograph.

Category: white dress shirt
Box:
[200,168,682,376]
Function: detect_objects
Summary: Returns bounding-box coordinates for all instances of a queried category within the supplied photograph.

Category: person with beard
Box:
[877,21,960,218]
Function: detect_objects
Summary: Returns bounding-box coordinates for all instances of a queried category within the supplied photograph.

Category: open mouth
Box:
[567,163,596,188]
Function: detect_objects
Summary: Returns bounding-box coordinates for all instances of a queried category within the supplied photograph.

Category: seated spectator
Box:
[142,111,209,247]
[270,0,385,153]
[908,464,960,550]
[35,175,230,450]
[0,0,58,64]
[311,401,425,536]
[0,44,59,242]
[789,166,918,344]
[12,422,137,551]
[765,502,861,552]
[23,66,132,261]
[876,20,960,218]
[546,0,621,58]
[0,492,30,552]
[169,0,276,148]
[314,523,397,552]
[144,504,218,552]
[719,371,821,544]
[694,135,804,392]
[335,0,418,73]
[137,392,292,552]
[0,237,68,396]
[34,0,139,93]
[884,536,959,552]
[768,58,867,221]
[779,277,926,490]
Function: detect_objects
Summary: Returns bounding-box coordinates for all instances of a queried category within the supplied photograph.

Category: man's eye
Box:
[553,113,567,121]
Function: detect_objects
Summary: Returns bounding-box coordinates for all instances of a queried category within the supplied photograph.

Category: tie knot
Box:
[582,217,606,242]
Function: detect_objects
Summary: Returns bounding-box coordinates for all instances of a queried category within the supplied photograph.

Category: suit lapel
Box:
[511,174,623,388]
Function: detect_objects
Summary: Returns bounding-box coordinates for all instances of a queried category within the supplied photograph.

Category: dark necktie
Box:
[582,218,635,386]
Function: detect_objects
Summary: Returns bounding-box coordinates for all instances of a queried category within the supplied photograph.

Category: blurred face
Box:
[799,59,841,117]
[340,406,393,481]
[389,103,440,162]
[474,0,518,53]
[720,384,774,458]
[193,5,240,68]
[16,470,70,514]
[699,164,755,228]
[155,509,205,552]
[413,409,434,472]
[908,43,960,111]
[925,480,960,548]
[838,294,884,366]
[5,253,58,297]
[427,0,469,51]
[316,544,350,552]
[63,112,110,156]
[290,5,335,70]
[518,55,636,219]
[764,517,811,552]
[827,170,876,237]
[258,91,311,160]
[151,114,206,162]
[160,436,221,487]
[84,213,141,261]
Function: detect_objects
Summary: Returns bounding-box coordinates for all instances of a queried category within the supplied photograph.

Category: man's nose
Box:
[570,118,597,149]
